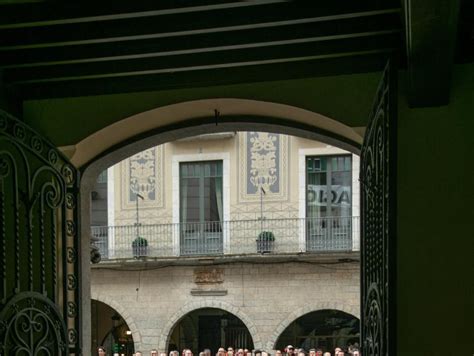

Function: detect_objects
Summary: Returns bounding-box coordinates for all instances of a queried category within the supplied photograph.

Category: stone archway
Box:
[70,98,362,168]
[157,300,263,352]
[91,291,143,351]
[266,302,359,351]
[79,99,363,352]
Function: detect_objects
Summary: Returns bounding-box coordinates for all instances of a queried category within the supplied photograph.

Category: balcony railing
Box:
[91,216,359,261]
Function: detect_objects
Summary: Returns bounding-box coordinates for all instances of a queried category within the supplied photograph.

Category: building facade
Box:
[91,132,361,354]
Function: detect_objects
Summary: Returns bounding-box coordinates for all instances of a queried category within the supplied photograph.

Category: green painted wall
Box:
[0,71,22,116]
[0,71,8,111]
[397,64,474,355]
[19,62,474,354]
[22,71,382,146]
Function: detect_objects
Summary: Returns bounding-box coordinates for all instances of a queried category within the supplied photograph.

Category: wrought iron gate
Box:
[360,60,397,356]
[0,110,81,354]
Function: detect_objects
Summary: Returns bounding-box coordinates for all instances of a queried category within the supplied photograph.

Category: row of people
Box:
[172,345,360,356]
[283,344,360,356]
[98,345,360,356]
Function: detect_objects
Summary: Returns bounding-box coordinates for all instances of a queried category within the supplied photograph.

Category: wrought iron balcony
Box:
[91,216,359,261]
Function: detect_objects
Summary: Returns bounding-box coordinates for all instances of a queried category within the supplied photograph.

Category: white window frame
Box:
[172,153,231,255]
[106,166,115,257]
[298,147,360,252]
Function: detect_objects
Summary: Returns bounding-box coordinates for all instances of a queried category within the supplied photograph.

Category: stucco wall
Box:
[91,262,359,353]
[108,135,358,227]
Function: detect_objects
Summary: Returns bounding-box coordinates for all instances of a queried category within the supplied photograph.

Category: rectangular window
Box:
[180,161,223,255]
[306,155,352,251]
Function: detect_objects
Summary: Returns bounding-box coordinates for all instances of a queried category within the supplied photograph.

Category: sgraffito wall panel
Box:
[238,132,288,203]
[122,146,163,207]
[115,146,170,225]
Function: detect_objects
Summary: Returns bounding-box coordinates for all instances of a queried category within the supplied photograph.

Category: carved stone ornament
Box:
[194,268,224,284]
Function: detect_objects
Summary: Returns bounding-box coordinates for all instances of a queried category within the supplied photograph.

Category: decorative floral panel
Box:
[120,146,164,210]
[238,132,288,202]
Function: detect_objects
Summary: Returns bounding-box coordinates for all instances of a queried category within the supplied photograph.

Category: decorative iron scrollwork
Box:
[66,220,76,237]
[364,284,383,356]
[61,165,75,185]
[67,275,77,290]
[0,292,68,354]
[67,247,76,263]
[0,157,10,178]
[361,60,397,356]
[67,302,77,318]
[30,136,43,152]
[67,329,77,344]
[13,124,26,141]
[0,116,6,130]
[66,193,76,209]
[0,109,81,354]
[48,149,59,165]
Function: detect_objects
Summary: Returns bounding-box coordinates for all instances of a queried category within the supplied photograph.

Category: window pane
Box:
[306,155,351,218]
[338,157,344,171]
[306,155,352,251]
[203,177,222,223]
[345,157,351,171]
[306,160,327,219]
[180,161,223,224]
[180,177,200,223]
[320,157,327,171]
[314,159,321,171]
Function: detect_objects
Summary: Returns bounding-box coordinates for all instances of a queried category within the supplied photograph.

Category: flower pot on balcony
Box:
[256,231,275,253]
[132,237,148,258]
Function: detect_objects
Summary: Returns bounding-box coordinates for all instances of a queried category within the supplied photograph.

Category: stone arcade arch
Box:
[267,303,359,351]
[79,99,363,352]
[267,302,360,351]
[91,291,142,351]
[158,300,263,352]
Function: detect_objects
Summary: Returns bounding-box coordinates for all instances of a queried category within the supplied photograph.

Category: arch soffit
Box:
[266,302,359,351]
[71,98,363,168]
[91,291,142,345]
[158,300,263,352]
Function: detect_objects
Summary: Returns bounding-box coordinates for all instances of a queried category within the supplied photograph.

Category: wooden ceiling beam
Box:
[0,1,277,28]
[0,0,404,101]
[0,14,401,68]
[0,5,400,49]
[17,51,392,99]
[5,34,400,83]
[0,1,398,28]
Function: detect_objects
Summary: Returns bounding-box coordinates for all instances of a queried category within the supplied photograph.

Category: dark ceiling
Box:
[0,0,471,103]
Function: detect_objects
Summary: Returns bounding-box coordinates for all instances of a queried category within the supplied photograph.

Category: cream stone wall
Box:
[91,262,359,353]
[95,133,360,354]
[108,133,358,230]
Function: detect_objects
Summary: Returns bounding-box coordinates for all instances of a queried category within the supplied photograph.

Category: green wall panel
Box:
[396,63,474,354]
[22,72,382,146]
[19,60,474,354]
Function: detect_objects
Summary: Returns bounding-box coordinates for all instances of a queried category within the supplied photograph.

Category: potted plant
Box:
[256,231,275,253]
[132,236,148,257]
